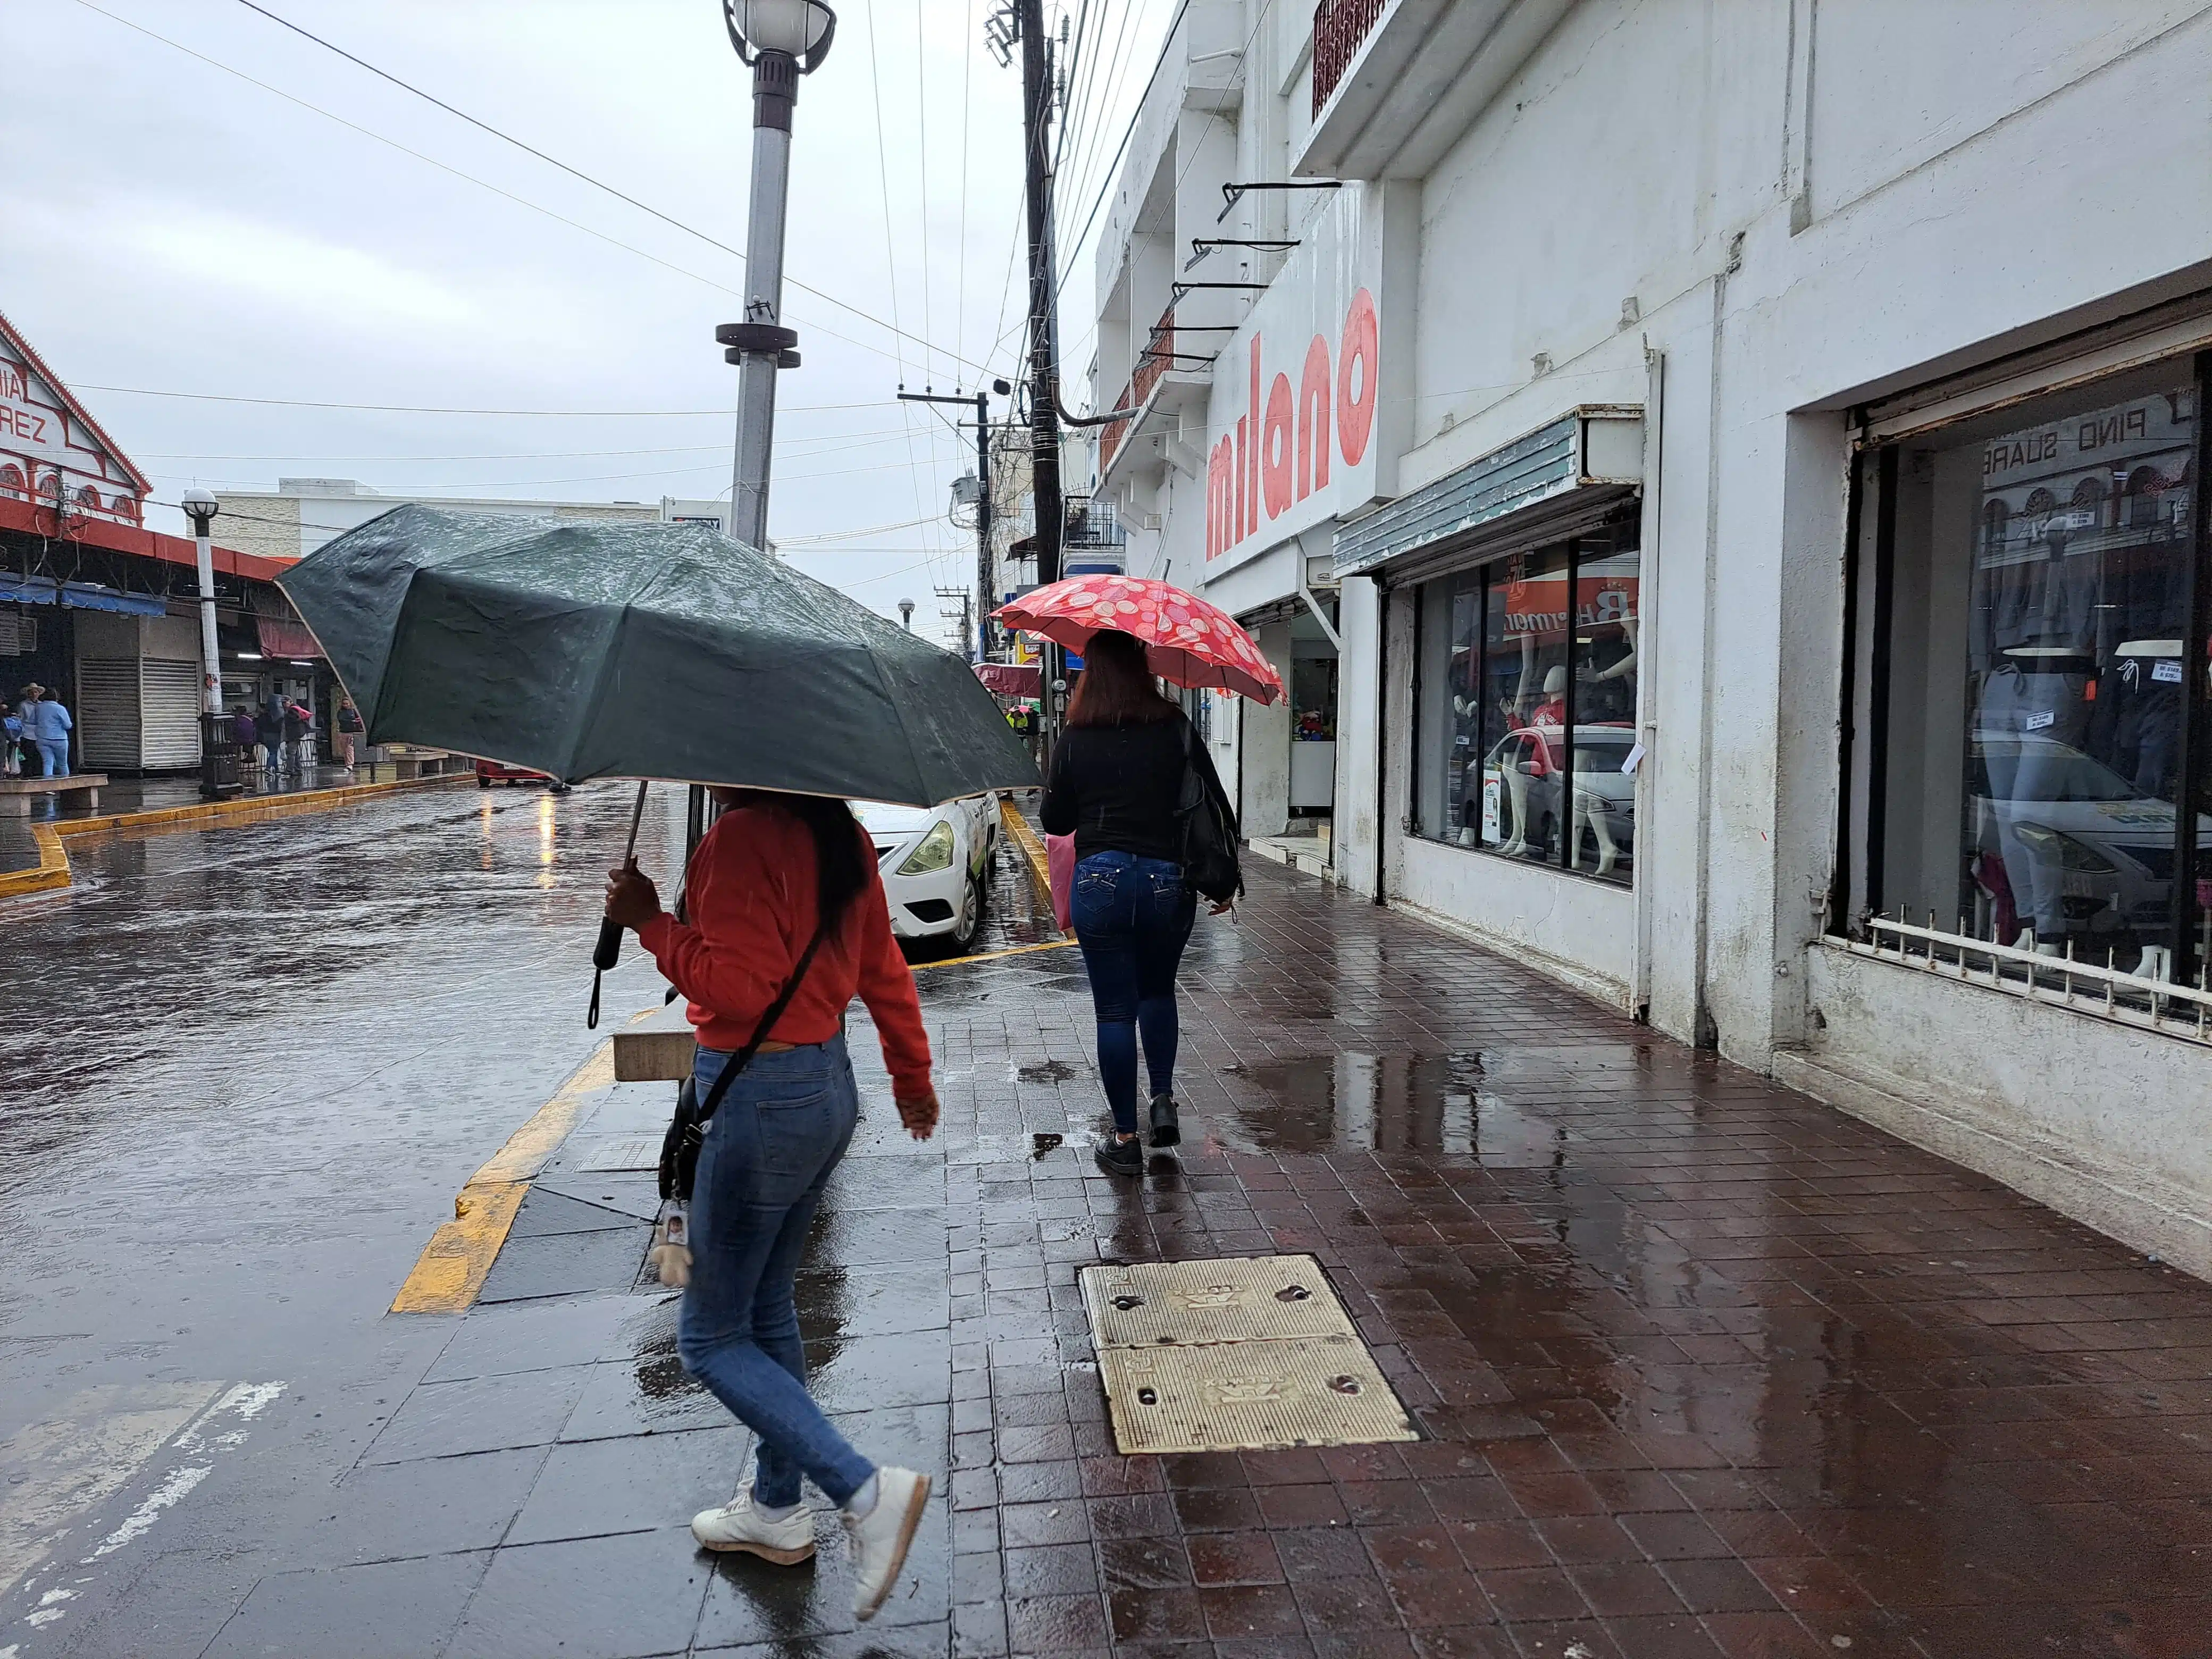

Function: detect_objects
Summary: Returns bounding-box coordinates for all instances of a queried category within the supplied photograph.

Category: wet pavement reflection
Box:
[6,793,2212,1657]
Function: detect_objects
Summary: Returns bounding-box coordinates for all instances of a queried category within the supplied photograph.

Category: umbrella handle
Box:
[593,916,624,972]
[587,781,652,1028]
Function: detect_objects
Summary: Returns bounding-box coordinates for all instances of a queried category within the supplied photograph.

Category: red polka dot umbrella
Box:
[994,575,1284,705]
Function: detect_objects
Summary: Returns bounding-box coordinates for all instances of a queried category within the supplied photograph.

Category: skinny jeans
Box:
[1069,851,1197,1135]
[677,1033,875,1510]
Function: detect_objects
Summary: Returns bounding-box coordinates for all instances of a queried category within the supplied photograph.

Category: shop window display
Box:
[1849,364,2208,983]
[1412,526,1639,885]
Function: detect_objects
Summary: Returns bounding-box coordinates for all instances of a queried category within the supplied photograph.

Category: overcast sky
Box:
[2,0,1170,646]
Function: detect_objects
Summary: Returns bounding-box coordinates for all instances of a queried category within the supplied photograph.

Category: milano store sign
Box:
[1204,189,1385,568]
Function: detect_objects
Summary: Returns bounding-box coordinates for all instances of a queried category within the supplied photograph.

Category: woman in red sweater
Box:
[604,789,937,1622]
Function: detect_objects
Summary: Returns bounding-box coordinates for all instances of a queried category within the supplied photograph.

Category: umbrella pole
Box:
[588,780,650,1028]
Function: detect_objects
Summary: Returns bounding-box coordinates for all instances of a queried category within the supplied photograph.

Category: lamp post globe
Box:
[722,0,834,65]
[181,487,220,533]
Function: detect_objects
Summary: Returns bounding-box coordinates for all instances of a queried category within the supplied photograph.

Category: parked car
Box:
[1968,735,2212,960]
[1462,724,1636,875]
[475,757,568,792]
[851,792,1001,954]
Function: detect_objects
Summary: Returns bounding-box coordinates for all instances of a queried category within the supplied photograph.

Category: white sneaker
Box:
[843,1465,930,1622]
[691,1479,819,1564]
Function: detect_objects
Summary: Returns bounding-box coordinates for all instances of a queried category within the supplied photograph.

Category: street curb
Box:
[999,797,1053,910]
[0,772,475,902]
[391,1039,617,1315]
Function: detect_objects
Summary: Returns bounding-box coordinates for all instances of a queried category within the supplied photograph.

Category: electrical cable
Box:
[223,0,995,376]
[73,386,892,416]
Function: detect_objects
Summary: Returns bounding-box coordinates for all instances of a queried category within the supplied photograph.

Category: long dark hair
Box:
[715,789,870,933]
[1066,629,1178,727]
[781,794,871,932]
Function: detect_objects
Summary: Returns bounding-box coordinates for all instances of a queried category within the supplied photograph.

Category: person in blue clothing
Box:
[2,698,21,776]
[18,684,72,777]
[1039,630,1235,1177]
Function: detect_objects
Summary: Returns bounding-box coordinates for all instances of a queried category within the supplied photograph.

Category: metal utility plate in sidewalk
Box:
[1079,1253,1417,1455]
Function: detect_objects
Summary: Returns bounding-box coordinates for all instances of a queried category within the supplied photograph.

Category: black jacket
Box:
[1041,713,1232,864]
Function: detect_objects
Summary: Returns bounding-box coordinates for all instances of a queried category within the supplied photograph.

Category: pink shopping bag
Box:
[1046,832,1076,932]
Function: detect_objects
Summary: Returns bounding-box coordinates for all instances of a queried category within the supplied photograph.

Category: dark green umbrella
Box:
[281,506,1040,1024]
[278,505,1037,803]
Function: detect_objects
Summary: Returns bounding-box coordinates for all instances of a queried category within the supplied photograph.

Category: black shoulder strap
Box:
[692,919,833,1127]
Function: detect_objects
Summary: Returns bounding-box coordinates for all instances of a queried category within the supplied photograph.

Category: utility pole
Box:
[934,584,975,663]
[900,379,1011,660]
[1014,0,1066,749]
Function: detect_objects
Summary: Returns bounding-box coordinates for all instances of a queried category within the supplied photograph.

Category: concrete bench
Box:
[0,773,108,815]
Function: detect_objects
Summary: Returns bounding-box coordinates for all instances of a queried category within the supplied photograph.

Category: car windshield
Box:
[1971,739,2142,803]
[1572,737,1634,773]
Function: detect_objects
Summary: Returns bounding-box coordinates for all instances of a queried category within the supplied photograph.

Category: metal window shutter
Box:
[140,659,203,768]
[76,658,142,767]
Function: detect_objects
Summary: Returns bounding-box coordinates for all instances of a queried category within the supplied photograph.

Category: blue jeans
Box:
[678,1033,874,1510]
[35,740,66,777]
[1069,851,1197,1135]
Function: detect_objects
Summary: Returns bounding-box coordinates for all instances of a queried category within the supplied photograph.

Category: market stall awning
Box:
[256,615,321,658]
[975,660,1041,697]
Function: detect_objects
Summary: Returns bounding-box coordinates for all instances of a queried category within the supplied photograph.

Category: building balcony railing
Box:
[1313,0,1386,114]
[1095,305,1180,476]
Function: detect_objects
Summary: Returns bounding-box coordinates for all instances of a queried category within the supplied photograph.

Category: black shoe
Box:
[1147,1093,1181,1148]
[1093,1135,1143,1177]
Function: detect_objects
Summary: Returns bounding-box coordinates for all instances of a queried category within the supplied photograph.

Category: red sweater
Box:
[637,805,933,1100]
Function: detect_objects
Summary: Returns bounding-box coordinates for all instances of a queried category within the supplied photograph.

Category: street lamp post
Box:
[717,0,835,552]
[898,599,915,631]
[181,488,240,800]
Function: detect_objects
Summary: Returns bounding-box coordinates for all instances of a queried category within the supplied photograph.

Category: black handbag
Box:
[656,921,831,1204]
[1176,718,1243,905]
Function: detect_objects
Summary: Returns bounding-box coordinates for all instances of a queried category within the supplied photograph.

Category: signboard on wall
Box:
[1203,189,1381,572]
[0,315,148,522]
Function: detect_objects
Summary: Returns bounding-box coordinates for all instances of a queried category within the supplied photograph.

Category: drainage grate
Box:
[564,1134,663,1172]
[1082,1255,1355,1348]
[1080,1254,1417,1454]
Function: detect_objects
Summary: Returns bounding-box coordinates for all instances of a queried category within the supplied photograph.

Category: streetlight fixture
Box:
[717,0,836,554]
[181,488,223,718]
[898,598,915,631]
[181,488,241,800]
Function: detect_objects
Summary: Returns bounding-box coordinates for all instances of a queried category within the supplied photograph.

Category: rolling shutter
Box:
[75,658,141,768]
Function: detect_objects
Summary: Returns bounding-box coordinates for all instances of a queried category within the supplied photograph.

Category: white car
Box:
[851,793,1000,953]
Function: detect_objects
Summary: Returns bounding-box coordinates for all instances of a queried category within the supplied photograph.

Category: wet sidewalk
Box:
[0,758,454,873]
[37,857,2212,1658]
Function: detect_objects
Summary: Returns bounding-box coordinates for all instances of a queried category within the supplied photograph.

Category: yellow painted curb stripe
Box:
[390,1040,616,1315]
[998,798,1054,910]
[0,773,472,902]
[913,936,1079,971]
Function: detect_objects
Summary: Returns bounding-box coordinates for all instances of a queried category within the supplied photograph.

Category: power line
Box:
[73,386,889,416]
[225,0,994,376]
[66,0,981,379]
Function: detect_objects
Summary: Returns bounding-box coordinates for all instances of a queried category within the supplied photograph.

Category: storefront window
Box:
[1412,525,1640,884]
[1850,364,2207,983]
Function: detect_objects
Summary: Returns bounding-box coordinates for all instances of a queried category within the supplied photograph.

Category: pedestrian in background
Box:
[1040,628,1234,1177]
[262,688,284,774]
[2,698,21,776]
[18,684,72,778]
[231,709,259,781]
[336,696,363,772]
[281,698,307,776]
[601,788,939,1622]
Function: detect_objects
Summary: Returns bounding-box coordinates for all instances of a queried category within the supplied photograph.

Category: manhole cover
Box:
[1081,1254,1355,1348]
[1097,1335,1416,1454]
[1079,1254,1414,1453]
[566,1134,663,1172]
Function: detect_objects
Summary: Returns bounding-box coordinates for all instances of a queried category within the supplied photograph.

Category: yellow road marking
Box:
[0,773,473,902]
[913,937,1079,971]
[390,1040,615,1314]
[998,798,1054,908]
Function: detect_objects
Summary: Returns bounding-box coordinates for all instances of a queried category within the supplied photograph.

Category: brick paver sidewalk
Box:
[86,857,2207,1658]
[927,863,2212,1659]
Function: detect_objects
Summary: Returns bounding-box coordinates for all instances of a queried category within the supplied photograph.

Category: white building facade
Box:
[1087,0,2212,1275]
[212,479,727,565]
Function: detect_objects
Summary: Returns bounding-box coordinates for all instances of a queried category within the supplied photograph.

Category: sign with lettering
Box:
[1203,190,1381,570]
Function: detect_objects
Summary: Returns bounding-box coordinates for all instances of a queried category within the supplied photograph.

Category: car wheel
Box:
[950,870,984,953]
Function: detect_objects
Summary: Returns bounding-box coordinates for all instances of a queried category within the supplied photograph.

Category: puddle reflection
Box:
[1214,1050,1568,1165]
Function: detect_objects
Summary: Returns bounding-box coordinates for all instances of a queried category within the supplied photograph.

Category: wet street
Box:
[4,785,2212,1657]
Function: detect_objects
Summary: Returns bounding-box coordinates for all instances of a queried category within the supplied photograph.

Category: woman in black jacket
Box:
[1040,629,1233,1176]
